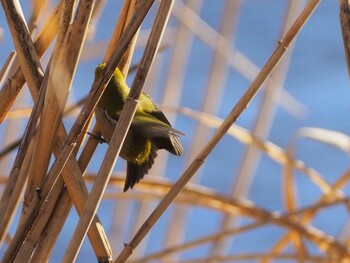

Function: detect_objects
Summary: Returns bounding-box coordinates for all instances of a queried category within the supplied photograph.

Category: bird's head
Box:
[95,63,125,84]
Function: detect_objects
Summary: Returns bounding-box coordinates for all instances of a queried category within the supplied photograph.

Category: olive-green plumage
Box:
[94,64,184,192]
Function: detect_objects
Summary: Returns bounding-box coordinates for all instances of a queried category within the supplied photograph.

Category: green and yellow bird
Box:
[94,64,184,192]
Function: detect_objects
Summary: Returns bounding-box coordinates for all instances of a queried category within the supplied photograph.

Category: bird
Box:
[94,63,184,192]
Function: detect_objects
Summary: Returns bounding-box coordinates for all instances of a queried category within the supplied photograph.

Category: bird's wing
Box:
[139,92,172,125]
[132,114,185,138]
[104,108,183,137]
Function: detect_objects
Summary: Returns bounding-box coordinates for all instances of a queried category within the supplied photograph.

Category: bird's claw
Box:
[86,132,106,144]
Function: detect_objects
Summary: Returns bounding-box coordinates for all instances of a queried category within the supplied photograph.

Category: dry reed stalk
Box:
[27,0,48,33]
[0,1,113,261]
[85,173,350,259]
[340,0,350,78]
[74,0,134,177]
[129,194,350,263]
[264,131,350,260]
[30,0,142,260]
[0,138,34,245]
[101,173,349,260]
[132,221,269,263]
[0,51,15,84]
[77,0,140,175]
[175,106,350,222]
[104,0,140,72]
[1,105,109,262]
[210,1,304,258]
[124,57,165,258]
[0,170,347,222]
[99,0,142,255]
[25,0,90,205]
[130,1,203,257]
[0,166,348,259]
[177,254,329,263]
[0,138,20,160]
[2,0,154,260]
[280,128,307,260]
[35,0,154,203]
[29,186,75,262]
[0,0,44,103]
[0,0,46,248]
[0,73,45,247]
[171,0,305,118]
[7,2,155,259]
[62,0,170,261]
[22,0,75,218]
[18,0,115,259]
[164,2,240,260]
[86,174,348,214]
[86,0,106,40]
[0,1,61,123]
[114,0,321,261]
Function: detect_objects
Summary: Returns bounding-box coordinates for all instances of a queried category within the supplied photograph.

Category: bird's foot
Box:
[86,132,106,144]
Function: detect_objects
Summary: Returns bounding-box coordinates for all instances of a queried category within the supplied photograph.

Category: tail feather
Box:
[152,134,183,156]
[123,147,157,192]
[170,135,183,155]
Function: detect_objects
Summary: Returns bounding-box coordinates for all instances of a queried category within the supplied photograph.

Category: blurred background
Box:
[1,0,350,262]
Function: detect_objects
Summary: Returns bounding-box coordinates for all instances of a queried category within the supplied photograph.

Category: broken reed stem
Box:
[62,0,170,261]
[114,0,321,261]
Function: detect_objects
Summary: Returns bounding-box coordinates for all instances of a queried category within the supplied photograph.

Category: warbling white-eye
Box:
[94,64,184,191]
